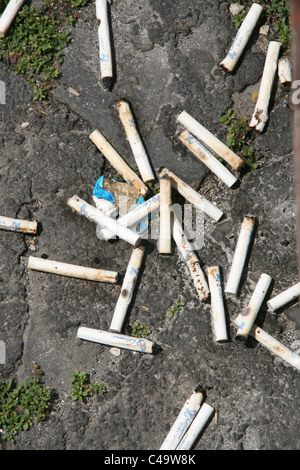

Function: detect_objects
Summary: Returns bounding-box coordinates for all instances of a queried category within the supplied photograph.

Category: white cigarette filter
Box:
[207,266,228,342]
[234,316,300,371]
[220,3,263,72]
[171,212,209,302]
[179,131,238,188]
[100,193,161,241]
[159,168,223,222]
[160,390,204,450]
[117,100,155,182]
[67,195,141,247]
[89,130,149,199]
[177,111,245,172]
[0,215,37,234]
[0,0,26,37]
[267,282,300,312]
[250,41,282,132]
[225,216,256,295]
[77,326,155,354]
[159,176,172,254]
[96,0,113,87]
[109,246,145,333]
[235,273,272,341]
[278,56,293,84]
[28,256,118,284]
[176,403,215,450]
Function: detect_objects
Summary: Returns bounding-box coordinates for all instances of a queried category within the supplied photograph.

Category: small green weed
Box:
[219,108,258,171]
[0,377,52,442]
[130,322,151,338]
[0,4,71,100]
[70,371,106,402]
[254,0,291,51]
[233,9,247,28]
[167,299,185,318]
[266,0,291,51]
[64,0,91,7]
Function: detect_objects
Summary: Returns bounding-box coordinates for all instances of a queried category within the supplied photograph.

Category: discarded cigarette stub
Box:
[176,403,215,450]
[225,216,256,295]
[0,216,37,234]
[160,389,204,450]
[159,168,223,222]
[235,273,272,342]
[234,316,300,371]
[220,3,263,72]
[117,100,155,182]
[100,193,161,241]
[109,246,145,333]
[177,111,245,172]
[278,56,293,84]
[67,195,141,247]
[89,130,148,198]
[28,256,118,284]
[250,41,282,132]
[96,0,113,88]
[171,212,209,302]
[267,282,300,312]
[207,266,228,343]
[179,130,238,188]
[159,176,172,254]
[0,0,26,37]
[77,326,155,354]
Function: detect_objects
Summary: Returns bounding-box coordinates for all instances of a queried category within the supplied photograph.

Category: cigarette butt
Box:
[176,403,215,450]
[207,266,228,342]
[89,130,149,199]
[159,176,172,254]
[225,216,256,295]
[100,193,160,241]
[96,0,113,88]
[77,326,155,354]
[233,316,300,371]
[179,130,238,188]
[250,41,282,132]
[117,100,155,183]
[0,216,38,234]
[278,56,293,84]
[160,390,204,450]
[171,212,209,302]
[28,256,118,284]
[267,282,300,312]
[177,111,245,172]
[235,273,272,341]
[159,168,223,222]
[220,3,264,72]
[109,246,145,333]
[67,195,141,247]
[0,0,27,37]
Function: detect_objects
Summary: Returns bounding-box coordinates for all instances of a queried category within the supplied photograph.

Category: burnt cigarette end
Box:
[235,333,247,343]
[152,343,162,355]
[103,76,113,89]
[121,288,129,298]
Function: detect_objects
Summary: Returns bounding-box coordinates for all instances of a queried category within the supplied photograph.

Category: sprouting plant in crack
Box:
[0,0,93,100]
[70,371,106,402]
[167,298,186,318]
[0,3,71,100]
[0,377,52,442]
[130,321,152,338]
[219,108,258,172]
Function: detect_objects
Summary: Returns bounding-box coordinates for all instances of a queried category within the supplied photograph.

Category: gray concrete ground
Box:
[0,0,299,451]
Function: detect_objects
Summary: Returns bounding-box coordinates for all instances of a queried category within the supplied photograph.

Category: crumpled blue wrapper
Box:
[93,176,148,233]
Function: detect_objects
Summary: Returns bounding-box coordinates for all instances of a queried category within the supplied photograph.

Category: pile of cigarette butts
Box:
[0,0,299,450]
